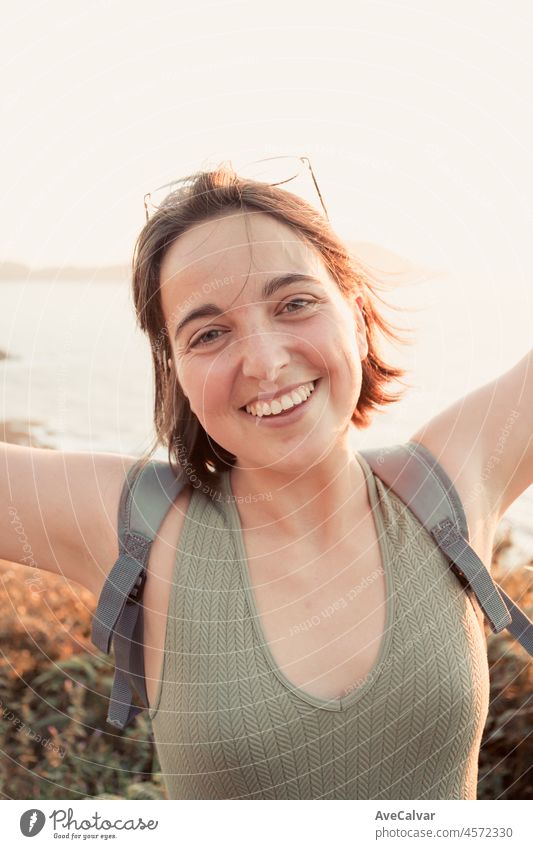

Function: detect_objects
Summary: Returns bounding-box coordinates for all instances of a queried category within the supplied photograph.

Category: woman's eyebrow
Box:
[173,273,322,340]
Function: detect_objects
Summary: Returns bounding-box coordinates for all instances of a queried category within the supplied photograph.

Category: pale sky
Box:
[2,1,533,328]
[1,1,532,540]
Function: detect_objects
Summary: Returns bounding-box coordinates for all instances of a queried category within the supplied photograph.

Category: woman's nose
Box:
[239,330,291,382]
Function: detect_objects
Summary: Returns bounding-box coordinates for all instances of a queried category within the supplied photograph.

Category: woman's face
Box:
[160,210,368,473]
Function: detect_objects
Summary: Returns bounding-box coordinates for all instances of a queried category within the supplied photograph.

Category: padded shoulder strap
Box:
[360,441,469,537]
[91,457,185,729]
[359,441,533,658]
[122,458,185,539]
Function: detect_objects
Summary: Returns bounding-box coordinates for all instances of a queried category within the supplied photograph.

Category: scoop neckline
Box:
[220,453,395,712]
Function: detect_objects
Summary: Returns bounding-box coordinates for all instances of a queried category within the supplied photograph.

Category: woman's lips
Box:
[239,378,320,425]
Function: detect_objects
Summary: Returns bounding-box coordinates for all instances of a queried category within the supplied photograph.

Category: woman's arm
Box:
[1,443,138,598]
[479,348,533,516]
[409,348,532,554]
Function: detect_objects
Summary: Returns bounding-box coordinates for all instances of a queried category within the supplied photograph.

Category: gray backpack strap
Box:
[91,457,185,729]
[359,441,533,658]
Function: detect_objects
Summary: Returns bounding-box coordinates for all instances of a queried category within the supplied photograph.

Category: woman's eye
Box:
[282,298,316,314]
[189,299,317,348]
[190,328,223,347]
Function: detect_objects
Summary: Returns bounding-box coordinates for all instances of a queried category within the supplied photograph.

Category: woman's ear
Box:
[354,294,368,361]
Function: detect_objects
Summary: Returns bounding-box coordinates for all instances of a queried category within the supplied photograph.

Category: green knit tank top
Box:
[149,452,490,799]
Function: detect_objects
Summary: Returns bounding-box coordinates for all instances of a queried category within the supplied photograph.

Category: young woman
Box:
[1,163,531,800]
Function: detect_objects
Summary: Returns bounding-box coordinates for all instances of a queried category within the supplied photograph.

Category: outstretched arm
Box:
[1,443,138,598]
[480,348,533,516]
[409,348,532,547]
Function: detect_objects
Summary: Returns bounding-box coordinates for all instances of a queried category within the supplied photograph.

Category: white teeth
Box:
[244,380,316,417]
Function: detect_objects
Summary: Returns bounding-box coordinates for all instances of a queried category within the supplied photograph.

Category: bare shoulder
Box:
[145,480,193,588]
[46,450,142,598]
[140,481,193,710]
[73,451,140,597]
[85,456,194,600]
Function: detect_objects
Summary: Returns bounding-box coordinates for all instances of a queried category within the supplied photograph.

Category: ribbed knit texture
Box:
[149,452,490,799]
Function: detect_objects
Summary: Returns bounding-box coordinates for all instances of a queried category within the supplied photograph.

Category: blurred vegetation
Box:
[0,563,166,800]
[477,526,533,799]
[0,525,531,800]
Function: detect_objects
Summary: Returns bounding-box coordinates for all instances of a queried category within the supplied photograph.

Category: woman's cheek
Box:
[322,330,357,377]
[180,353,234,426]
[191,376,229,424]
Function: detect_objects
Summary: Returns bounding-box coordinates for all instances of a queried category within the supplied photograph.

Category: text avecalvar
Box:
[375,811,436,821]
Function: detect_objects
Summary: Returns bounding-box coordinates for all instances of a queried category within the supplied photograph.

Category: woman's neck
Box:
[228,440,371,549]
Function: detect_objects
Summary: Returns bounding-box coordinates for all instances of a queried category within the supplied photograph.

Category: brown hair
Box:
[132,164,410,491]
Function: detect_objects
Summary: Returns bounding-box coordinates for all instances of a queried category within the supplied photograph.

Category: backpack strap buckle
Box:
[431,518,467,579]
[126,566,146,605]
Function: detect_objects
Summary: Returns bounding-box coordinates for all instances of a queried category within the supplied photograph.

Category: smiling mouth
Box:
[239,378,320,418]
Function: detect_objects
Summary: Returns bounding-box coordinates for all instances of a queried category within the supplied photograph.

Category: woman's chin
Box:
[238,438,333,474]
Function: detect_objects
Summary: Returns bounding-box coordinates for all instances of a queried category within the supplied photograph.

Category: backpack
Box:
[91,440,533,730]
